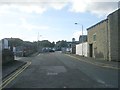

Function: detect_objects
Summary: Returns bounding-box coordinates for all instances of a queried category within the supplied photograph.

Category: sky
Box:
[0,0,119,42]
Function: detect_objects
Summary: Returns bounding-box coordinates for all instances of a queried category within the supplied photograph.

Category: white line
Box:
[37,54,41,56]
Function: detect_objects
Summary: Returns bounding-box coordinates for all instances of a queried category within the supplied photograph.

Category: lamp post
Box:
[37,32,42,52]
[75,23,83,56]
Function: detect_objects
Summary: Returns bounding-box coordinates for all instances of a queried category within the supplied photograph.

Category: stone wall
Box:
[87,9,119,61]
[107,9,119,61]
[87,20,108,60]
[2,49,14,65]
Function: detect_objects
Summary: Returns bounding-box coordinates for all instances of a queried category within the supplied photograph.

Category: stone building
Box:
[2,39,9,50]
[87,9,119,61]
[71,38,80,54]
[79,35,87,43]
[107,9,119,61]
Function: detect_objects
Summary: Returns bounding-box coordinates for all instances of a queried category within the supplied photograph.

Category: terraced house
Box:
[87,9,119,61]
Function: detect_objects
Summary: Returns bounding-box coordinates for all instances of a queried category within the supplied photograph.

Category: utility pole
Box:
[37,33,42,52]
[75,23,83,56]
[82,25,83,56]
[37,32,39,52]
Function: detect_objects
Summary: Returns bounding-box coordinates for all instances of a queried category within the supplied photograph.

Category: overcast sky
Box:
[0,0,119,42]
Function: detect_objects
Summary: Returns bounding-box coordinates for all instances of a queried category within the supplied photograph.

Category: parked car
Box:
[49,49,55,52]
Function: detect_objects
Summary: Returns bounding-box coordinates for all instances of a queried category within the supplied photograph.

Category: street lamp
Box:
[37,32,42,52]
[75,23,83,56]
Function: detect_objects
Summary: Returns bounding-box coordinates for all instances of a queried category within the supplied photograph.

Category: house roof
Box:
[79,35,87,43]
[107,8,120,17]
[87,19,108,31]
[87,8,120,31]
[4,38,23,41]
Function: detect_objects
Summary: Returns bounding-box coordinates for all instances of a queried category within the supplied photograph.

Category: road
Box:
[4,52,118,88]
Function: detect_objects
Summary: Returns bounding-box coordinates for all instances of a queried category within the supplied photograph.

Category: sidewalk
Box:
[66,54,120,69]
[2,60,27,79]
[2,52,38,80]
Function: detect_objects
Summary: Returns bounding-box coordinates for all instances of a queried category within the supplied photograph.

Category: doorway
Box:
[89,44,93,57]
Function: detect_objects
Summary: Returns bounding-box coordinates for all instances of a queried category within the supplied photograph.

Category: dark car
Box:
[49,49,55,52]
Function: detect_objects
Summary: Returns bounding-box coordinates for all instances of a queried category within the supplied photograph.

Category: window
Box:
[93,34,96,41]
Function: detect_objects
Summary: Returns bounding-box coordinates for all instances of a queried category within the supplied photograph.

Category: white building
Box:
[76,42,88,57]
[2,39,9,49]
[0,40,2,52]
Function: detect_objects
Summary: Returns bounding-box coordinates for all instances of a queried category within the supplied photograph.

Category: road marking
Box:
[97,79,105,84]
[2,62,29,84]
[65,54,120,70]
[1,61,31,88]
[63,86,67,88]
[37,54,41,56]
[0,61,31,89]
[47,72,58,75]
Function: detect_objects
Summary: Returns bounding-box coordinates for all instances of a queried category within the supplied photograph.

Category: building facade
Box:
[87,9,119,61]
[2,39,9,50]
[79,35,87,43]
[71,38,80,54]
[107,9,119,61]
[87,19,108,60]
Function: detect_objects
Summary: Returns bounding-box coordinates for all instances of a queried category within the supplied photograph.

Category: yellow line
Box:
[1,62,29,86]
[65,54,120,70]
[2,62,28,84]
[2,62,31,88]
[0,61,31,89]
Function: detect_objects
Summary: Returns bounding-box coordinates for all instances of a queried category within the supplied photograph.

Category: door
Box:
[89,44,93,57]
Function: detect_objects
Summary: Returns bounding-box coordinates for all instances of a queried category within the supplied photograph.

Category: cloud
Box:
[0,16,49,31]
[0,0,68,14]
[0,4,47,15]
[0,0,119,17]
[69,0,119,17]
[0,5,11,16]
[88,2,118,17]
[19,17,49,31]
[69,0,89,13]
[49,2,68,10]
[18,5,47,14]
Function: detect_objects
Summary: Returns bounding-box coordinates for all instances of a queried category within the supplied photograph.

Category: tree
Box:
[50,41,55,48]
[7,38,23,47]
[55,40,68,50]
[38,40,54,48]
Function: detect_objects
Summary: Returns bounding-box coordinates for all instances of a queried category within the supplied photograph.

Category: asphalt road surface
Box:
[5,52,118,88]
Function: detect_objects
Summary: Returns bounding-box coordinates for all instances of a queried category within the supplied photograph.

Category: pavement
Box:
[66,54,120,69]
[2,52,39,80]
[2,60,27,79]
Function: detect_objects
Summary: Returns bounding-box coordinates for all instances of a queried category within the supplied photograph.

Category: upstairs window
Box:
[93,34,96,41]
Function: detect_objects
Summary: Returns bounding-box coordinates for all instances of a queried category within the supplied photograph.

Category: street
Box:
[4,52,118,88]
